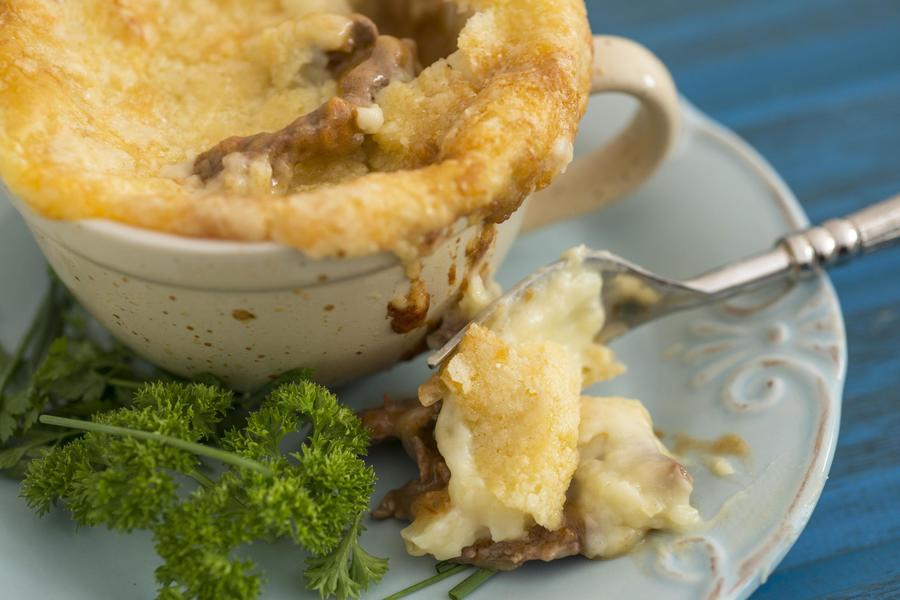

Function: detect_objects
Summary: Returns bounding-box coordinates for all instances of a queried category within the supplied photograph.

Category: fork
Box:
[428,194,900,368]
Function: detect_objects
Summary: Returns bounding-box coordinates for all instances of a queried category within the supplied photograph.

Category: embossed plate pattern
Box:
[0,97,845,600]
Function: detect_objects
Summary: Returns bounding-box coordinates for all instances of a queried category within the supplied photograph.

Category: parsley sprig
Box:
[23,380,387,600]
[0,277,144,475]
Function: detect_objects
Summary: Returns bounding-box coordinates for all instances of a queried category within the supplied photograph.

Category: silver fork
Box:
[428,194,900,368]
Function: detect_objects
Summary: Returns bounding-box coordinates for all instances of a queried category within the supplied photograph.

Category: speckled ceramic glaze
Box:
[5,199,523,390]
[0,96,845,600]
[5,36,679,390]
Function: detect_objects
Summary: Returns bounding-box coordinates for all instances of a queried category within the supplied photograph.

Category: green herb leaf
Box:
[24,382,231,528]
[0,277,67,399]
[0,345,10,373]
[305,514,389,600]
[0,389,27,442]
[0,444,29,470]
[240,367,313,410]
[0,278,146,464]
[0,428,77,476]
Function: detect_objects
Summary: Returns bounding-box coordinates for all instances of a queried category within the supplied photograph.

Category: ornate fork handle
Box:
[687,194,900,297]
[782,194,900,271]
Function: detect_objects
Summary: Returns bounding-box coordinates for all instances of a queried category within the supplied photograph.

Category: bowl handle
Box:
[522,35,680,232]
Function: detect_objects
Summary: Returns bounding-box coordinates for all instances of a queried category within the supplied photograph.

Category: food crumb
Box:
[704,456,736,477]
[674,433,750,458]
[232,309,256,322]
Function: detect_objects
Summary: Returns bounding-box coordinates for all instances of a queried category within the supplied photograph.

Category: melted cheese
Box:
[457,273,502,320]
[486,246,624,385]
[573,397,700,557]
[406,247,699,562]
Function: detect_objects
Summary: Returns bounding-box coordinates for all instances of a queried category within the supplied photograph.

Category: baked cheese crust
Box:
[404,324,582,559]
[0,0,592,257]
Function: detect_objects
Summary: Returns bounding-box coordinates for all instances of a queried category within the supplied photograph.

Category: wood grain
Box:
[586,1,900,597]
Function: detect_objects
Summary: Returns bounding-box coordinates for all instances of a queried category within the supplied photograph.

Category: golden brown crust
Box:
[0,0,592,258]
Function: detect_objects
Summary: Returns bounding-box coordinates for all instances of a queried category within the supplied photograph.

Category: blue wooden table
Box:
[586,1,900,597]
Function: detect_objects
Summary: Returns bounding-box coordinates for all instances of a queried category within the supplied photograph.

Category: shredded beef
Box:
[359,396,449,520]
[456,506,584,571]
[193,13,419,182]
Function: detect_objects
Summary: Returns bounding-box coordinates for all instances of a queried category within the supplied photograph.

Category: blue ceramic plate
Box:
[0,96,845,600]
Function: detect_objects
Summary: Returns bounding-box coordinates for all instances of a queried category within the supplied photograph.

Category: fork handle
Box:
[781,193,900,270]
[686,193,900,296]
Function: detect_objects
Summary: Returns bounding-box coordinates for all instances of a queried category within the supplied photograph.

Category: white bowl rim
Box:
[5,189,526,290]
[5,190,395,264]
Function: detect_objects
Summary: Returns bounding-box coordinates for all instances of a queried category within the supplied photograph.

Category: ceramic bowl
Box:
[10,195,521,389]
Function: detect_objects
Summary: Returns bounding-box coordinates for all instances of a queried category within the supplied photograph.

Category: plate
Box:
[0,96,845,600]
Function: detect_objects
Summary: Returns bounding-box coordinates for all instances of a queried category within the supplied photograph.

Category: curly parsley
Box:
[22,380,387,600]
[0,277,144,476]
